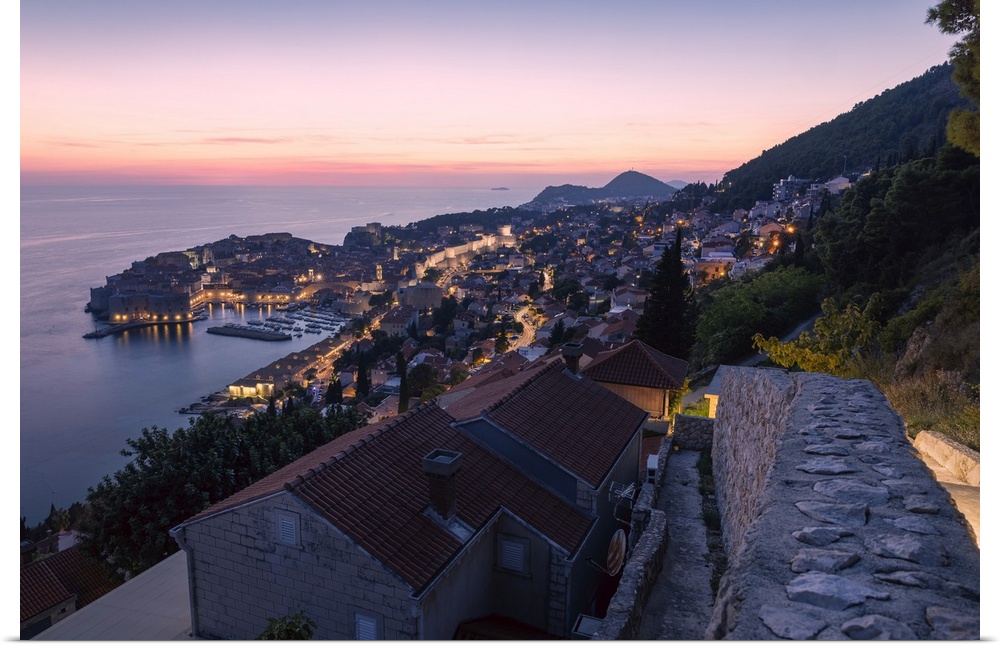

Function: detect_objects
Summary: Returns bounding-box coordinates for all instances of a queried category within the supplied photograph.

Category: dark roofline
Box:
[173,404,444,530]
[582,338,687,389]
[480,361,564,419]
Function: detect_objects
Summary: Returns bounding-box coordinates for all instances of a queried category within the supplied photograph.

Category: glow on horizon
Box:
[20,1,956,187]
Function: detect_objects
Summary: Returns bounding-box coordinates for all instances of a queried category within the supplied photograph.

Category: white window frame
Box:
[275,510,300,547]
[496,533,530,575]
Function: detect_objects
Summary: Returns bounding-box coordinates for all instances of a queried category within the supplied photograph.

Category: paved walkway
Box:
[633,442,979,639]
[636,450,715,640]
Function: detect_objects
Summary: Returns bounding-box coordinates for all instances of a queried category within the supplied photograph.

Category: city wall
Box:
[594,367,980,640]
[707,367,979,639]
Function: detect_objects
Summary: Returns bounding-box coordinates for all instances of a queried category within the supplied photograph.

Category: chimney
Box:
[561,342,583,374]
[422,449,462,521]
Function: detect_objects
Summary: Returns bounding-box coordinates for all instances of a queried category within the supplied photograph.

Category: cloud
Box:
[47,140,101,149]
[200,137,291,145]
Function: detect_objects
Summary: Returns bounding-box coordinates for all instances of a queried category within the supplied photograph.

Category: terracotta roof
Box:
[21,547,119,623]
[582,339,688,390]
[462,362,648,487]
[439,357,553,421]
[177,403,593,594]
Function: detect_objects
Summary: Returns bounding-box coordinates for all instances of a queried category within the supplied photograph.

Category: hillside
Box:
[714,64,971,210]
[528,170,676,206]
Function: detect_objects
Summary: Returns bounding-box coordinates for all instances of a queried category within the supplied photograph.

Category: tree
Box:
[448,363,469,386]
[495,328,510,354]
[356,353,370,398]
[397,352,409,413]
[77,407,368,577]
[433,296,459,333]
[695,265,823,366]
[927,0,979,156]
[471,347,485,367]
[549,319,566,349]
[634,228,696,360]
[325,378,342,406]
[257,611,317,640]
[407,363,438,398]
[752,295,883,377]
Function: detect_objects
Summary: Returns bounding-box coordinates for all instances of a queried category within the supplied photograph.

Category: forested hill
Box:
[714,64,971,211]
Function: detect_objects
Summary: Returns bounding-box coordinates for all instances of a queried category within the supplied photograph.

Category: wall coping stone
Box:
[912,429,980,487]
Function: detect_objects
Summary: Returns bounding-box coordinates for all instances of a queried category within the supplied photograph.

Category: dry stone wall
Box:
[706,368,980,640]
[671,414,714,451]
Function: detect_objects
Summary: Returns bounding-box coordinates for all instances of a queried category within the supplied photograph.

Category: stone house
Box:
[581,339,688,420]
[170,359,647,640]
[610,286,647,312]
[379,304,418,337]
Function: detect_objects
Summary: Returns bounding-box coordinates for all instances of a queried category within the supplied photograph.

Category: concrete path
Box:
[636,450,715,640]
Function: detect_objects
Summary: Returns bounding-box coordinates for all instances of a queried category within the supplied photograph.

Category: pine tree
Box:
[927,0,979,156]
[634,228,695,359]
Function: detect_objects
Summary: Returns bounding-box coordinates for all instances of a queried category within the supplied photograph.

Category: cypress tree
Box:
[357,353,370,398]
[634,227,695,360]
[397,351,409,413]
[325,378,342,406]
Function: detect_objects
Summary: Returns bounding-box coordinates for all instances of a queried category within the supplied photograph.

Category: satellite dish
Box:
[606,528,627,576]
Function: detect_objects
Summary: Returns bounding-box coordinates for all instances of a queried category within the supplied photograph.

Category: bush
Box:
[258,611,317,640]
[879,371,979,451]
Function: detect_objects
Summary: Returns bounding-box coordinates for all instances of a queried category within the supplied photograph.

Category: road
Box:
[511,306,536,349]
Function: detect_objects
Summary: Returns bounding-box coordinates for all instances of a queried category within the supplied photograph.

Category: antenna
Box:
[608,481,636,502]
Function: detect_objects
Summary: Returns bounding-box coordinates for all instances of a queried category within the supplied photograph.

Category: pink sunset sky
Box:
[20,1,961,188]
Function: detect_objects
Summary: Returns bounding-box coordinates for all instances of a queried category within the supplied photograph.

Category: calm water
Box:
[20,185,539,523]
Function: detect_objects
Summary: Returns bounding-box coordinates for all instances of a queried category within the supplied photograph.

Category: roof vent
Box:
[422,449,462,521]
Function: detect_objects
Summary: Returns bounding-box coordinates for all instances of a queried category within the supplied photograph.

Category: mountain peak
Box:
[528,170,676,206]
[603,170,675,195]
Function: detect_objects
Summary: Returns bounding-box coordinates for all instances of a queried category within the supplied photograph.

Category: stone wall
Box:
[705,368,980,639]
[174,494,417,640]
[711,367,795,565]
[592,436,673,640]
[590,509,668,640]
[912,429,980,486]
[671,414,714,451]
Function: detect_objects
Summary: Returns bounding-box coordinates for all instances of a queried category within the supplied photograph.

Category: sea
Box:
[19,184,540,524]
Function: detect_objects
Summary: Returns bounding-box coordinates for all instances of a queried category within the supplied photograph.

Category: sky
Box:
[18,1,962,188]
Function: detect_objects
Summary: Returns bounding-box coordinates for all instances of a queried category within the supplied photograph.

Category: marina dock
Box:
[206,325,292,341]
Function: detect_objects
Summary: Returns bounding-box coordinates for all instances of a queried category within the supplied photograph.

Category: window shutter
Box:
[356,614,378,640]
[499,538,525,572]
[278,513,297,545]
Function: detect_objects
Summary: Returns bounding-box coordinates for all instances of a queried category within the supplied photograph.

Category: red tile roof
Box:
[582,339,688,390]
[452,361,648,487]
[178,403,593,594]
[21,547,118,623]
[438,357,553,420]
